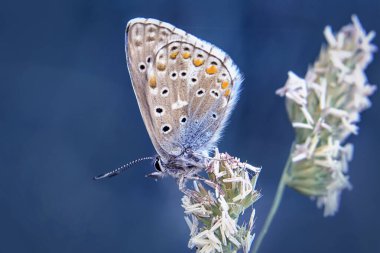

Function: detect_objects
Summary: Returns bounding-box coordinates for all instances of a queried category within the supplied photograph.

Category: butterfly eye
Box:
[138,63,146,72]
[196,88,205,97]
[161,124,172,134]
[154,158,162,172]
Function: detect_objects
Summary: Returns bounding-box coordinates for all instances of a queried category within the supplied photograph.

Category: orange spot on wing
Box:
[157,63,166,71]
[224,89,231,97]
[182,52,191,59]
[206,65,218,75]
[221,81,229,89]
[193,58,204,67]
[170,52,179,59]
[149,76,157,88]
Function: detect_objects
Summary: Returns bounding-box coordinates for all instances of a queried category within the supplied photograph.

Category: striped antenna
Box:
[93,156,154,180]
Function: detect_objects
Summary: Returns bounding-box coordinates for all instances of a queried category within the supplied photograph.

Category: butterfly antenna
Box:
[93,156,154,180]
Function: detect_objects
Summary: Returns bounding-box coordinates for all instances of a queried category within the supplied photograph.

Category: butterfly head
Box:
[153,156,163,172]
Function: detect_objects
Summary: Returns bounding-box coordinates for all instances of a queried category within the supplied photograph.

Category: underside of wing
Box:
[126,18,242,159]
[147,36,242,154]
[126,18,185,159]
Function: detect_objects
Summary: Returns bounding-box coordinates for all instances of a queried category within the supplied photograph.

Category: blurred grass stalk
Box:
[252,15,377,253]
[181,149,261,253]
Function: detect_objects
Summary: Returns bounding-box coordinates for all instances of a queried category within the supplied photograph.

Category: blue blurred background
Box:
[1,0,379,252]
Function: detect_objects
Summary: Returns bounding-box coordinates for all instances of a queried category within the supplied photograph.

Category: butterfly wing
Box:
[126,18,242,162]
[151,36,242,154]
[126,18,183,160]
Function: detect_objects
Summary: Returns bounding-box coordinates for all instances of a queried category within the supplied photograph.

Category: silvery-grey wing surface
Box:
[126,18,242,170]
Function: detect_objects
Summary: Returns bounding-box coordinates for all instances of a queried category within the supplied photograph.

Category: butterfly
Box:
[94,18,242,181]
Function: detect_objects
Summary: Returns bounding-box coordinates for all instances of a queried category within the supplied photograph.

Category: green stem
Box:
[251,154,292,253]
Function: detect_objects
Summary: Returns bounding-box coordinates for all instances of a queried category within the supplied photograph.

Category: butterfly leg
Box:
[145,171,165,181]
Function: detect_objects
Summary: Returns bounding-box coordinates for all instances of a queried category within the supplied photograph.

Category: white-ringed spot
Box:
[138,62,146,72]
[179,115,187,124]
[160,87,169,97]
[161,124,172,134]
[154,106,165,117]
[196,88,205,97]
[210,89,220,99]
[170,71,178,80]
[180,70,187,79]
[189,77,198,86]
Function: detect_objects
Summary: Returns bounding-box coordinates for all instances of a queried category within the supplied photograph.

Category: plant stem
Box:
[251,154,292,253]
